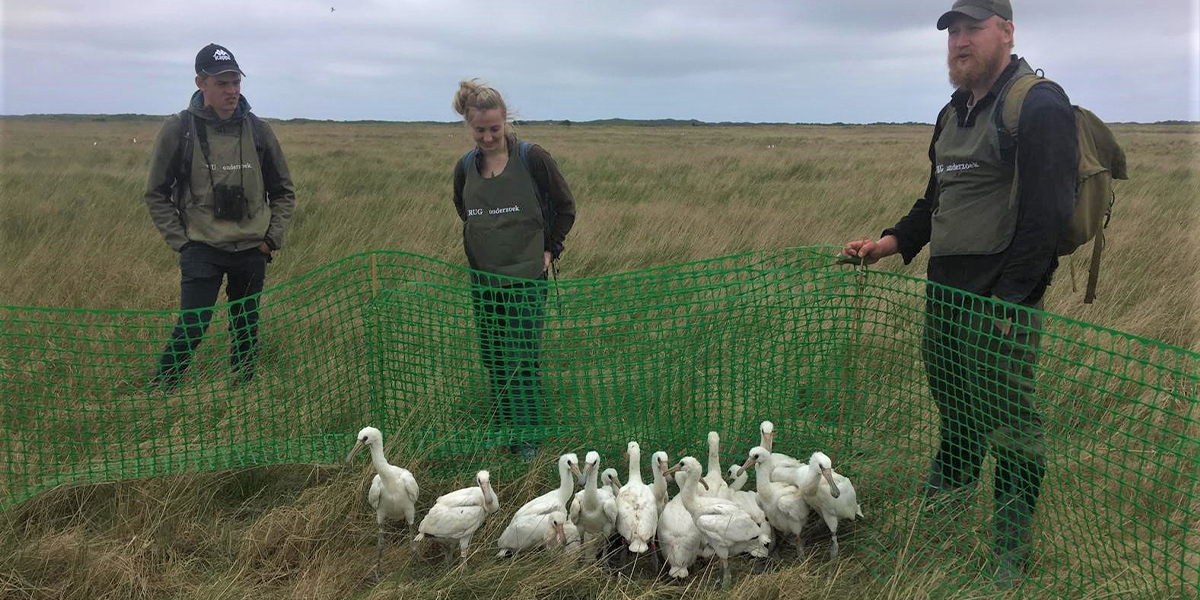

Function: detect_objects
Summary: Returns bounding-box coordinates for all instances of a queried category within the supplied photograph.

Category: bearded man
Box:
[840,0,1077,589]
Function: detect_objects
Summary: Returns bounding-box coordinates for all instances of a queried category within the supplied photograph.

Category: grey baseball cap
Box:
[937,0,1013,30]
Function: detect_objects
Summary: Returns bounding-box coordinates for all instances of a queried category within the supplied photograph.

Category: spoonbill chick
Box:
[657,469,702,578]
[496,453,582,557]
[414,470,498,564]
[668,456,769,589]
[759,420,801,478]
[727,463,772,551]
[345,426,419,579]
[700,431,730,499]
[650,450,671,513]
[739,446,809,557]
[799,451,863,564]
[569,451,618,560]
[616,441,658,555]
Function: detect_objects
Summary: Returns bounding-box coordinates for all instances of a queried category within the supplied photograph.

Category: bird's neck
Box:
[679,474,699,512]
[369,443,390,471]
[627,453,643,484]
[730,473,747,492]
[557,464,575,504]
[707,444,720,475]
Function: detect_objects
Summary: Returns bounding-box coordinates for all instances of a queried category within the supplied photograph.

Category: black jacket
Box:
[884,56,1078,305]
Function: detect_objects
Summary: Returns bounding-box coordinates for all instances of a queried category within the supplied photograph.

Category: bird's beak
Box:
[699,478,710,490]
[823,467,840,498]
[662,464,681,477]
[344,440,364,464]
[581,462,596,486]
[570,463,583,486]
[482,482,496,511]
[740,457,756,474]
[555,521,566,543]
[764,432,774,451]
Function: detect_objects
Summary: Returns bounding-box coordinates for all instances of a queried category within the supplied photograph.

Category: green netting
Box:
[1,246,1197,597]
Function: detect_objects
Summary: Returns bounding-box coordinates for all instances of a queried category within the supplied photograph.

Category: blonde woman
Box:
[451,79,576,459]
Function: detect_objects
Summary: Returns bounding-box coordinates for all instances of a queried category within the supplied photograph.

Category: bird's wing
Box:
[602,494,619,524]
[512,491,561,520]
[399,469,419,503]
[368,474,381,510]
[695,501,760,543]
[437,486,483,508]
[776,489,810,520]
[635,488,658,537]
[419,504,486,539]
[569,492,583,523]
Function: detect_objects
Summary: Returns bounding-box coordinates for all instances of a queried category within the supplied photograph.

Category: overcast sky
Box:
[3,0,1198,123]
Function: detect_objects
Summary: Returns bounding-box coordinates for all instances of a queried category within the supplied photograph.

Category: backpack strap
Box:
[996,72,1066,209]
[170,110,196,209]
[246,112,275,194]
[460,147,479,176]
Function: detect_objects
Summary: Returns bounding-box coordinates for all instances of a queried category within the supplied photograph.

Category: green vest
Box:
[461,144,546,281]
[930,61,1034,257]
[183,117,269,249]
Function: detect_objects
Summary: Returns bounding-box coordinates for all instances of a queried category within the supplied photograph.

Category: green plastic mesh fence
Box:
[2,247,1197,597]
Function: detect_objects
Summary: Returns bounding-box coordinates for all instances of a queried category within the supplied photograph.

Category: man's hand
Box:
[990,296,1013,337]
[258,242,271,255]
[543,251,553,273]
[840,235,900,265]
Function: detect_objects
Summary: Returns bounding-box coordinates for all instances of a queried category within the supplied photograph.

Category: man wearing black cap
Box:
[145,43,296,389]
[841,0,1077,589]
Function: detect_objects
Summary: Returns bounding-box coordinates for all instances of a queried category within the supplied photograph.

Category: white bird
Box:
[616,441,658,554]
[345,426,419,579]
[657,469,703,578]
[798,451,863,564]
[413,470,499,564]
[759,420,802,478]
[569,451,618,560]
[727,464,773,550]
[496,453,582,557]
[649,450,671,513]
[669,456,769,589]
[545,512,583,555]
[700,431,731,499]
[739,446,810,557]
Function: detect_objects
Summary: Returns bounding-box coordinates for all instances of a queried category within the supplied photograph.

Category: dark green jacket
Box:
[145,91,296,252]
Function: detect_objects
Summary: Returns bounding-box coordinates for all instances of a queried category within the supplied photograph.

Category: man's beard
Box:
[947,46,1007,90]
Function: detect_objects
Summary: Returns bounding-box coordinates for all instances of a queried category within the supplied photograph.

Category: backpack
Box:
[460,140,557,236]
[168,110,271,209]
[995,70,1129,304]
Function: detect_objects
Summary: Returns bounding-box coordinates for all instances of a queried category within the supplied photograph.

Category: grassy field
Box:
[1,118,1197,600]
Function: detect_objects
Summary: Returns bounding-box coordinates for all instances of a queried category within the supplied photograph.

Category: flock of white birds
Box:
[344,420,863,586]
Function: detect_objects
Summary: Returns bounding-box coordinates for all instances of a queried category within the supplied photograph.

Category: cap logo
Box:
[213,49,231,61]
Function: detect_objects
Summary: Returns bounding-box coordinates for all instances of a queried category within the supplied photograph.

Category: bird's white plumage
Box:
[759,420,801,481]
[497,453,581,557]
[657,470,702,578]
[346,426,419,579]
[650,450,671,513]
[700,431,731,499]
[674,456,769,587]
[742,446,809,555]
[798,451,863,563]
[616,441,658,553]
[414,470,499,560]
[569,452,619,559]
[727,464,772,548]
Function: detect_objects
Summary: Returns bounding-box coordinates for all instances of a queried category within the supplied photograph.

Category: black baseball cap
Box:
[195,43,246,76]
[937,0,1013,30]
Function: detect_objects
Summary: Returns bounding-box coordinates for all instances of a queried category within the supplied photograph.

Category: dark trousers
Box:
[156,243,269,383]
[922,289,1046,565]
[471,275,547,445]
